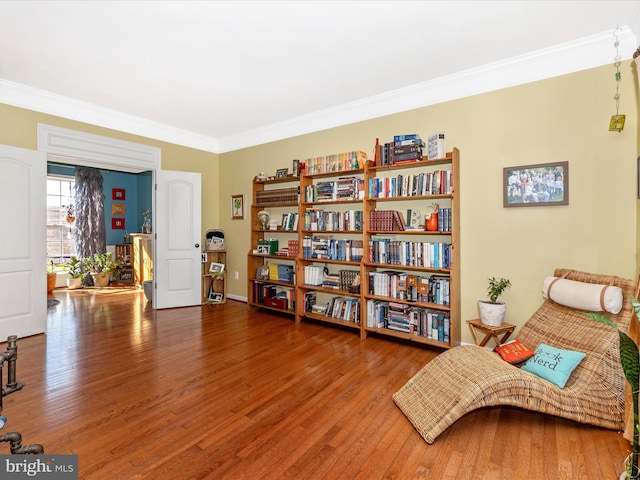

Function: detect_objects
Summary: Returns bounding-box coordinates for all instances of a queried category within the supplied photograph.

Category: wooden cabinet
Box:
[202,250,226,303]
[131,234,152,287]
[246,147,460,350]
[247,176,299,314]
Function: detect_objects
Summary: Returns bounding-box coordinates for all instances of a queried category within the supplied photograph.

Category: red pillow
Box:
[494,339,535,364]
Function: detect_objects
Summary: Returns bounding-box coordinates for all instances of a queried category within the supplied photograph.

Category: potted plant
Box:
[65,256,85,289]
[478,277,512,326]
[47,260,57,293]
[87,252,122,288]
[585,297,640,480]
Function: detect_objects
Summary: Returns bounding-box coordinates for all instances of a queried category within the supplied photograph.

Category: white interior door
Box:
[0,145,46,340]
[154,170,202,309]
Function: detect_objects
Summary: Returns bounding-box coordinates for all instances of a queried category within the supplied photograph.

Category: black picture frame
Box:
[275,168,288,178]
[503,161,568,208]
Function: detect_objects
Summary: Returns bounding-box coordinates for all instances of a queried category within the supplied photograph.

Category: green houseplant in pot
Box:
[87,252,122,288]
[65,256,85,289]
[585,296,640,480]
[478,277,512,326]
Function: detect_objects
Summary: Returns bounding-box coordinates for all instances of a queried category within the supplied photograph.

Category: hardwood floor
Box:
[1,288,630,479]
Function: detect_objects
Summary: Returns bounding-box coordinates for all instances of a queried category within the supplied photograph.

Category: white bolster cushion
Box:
[542,276,623,314]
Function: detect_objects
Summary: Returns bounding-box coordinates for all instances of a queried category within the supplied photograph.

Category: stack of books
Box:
[377,134,425,166]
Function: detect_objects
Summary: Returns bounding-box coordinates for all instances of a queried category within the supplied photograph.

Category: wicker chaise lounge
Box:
[393,269,636,444]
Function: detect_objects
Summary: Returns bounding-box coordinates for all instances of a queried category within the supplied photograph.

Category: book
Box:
[427,131,446,160]
[406,209,423,229]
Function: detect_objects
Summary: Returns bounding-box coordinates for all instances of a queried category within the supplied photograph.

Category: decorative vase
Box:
[91,272,110,288]
[426,213,438,231]
[142,217,152,234]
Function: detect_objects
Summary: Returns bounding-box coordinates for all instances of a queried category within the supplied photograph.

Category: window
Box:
[47,176,77,266]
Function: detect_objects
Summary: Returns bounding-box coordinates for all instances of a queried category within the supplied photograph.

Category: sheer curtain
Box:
[74,167,106,258]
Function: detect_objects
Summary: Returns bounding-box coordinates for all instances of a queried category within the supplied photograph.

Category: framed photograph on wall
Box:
[503,161,568,208]
[112,218,125,229]
[231,194,244,219]
[112,203,126,215]
[112,188,126,200]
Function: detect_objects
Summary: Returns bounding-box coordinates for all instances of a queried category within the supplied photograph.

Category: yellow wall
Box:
[1,63,637,345]
[0,103,220,235]
[219,64,638,344]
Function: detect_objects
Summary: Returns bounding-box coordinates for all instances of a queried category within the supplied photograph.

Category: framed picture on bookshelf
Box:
[231,194,244,219]
[209,262,225,274]
[256,245,270,255]
[503,161,568,208]
[275,168,288,178]
[208,292,223,303]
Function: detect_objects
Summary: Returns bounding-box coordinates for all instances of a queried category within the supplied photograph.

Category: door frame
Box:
[37,123,161,306]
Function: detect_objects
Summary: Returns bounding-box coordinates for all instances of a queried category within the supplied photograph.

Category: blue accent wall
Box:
[47,165,152,246]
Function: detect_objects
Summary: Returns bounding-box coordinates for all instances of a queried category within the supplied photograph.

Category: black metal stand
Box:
[0,335,44,454]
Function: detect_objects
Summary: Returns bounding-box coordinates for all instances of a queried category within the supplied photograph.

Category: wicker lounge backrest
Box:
[517,268,636,391]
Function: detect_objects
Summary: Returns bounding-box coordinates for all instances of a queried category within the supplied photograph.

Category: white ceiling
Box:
[1,1,639,153]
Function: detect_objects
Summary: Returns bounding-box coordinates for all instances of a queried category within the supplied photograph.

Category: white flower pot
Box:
[478,300,506,327]
[91,272,110,288]
[67,277,83,290]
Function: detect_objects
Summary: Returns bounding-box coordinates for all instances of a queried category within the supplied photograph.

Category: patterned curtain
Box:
[75,167,106,258]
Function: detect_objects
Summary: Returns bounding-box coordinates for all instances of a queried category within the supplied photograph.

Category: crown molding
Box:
[0,80,219,153]
[0,27,636,155]
[218,27,637,152]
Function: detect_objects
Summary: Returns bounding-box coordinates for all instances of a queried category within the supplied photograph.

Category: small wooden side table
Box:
[467,319,515,347]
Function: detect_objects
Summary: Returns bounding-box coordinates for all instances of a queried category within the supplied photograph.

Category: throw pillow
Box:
[521,343,586,388]
[494,339,535,364]
[542,276,622,314]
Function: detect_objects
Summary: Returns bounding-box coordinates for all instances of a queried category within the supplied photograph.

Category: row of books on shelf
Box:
[256,186,299,205]
[366,299,450,341]
[368,170,452,198]
[304,151,368,175]
[370,208,451,232]
[253,283,295,310]
[304,177,365,202]
[279,212,299,231]
[305,292,361,324]
[302,237,364,261]
[368,271,450,306]
[303,265,360,291]
[276,239,299,258]
[303,208,363,232]
[368,238,452,268]
[268,263,294,283]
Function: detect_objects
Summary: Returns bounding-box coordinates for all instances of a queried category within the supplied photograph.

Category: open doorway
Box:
[46,162,153,297]
[39,123,204,310]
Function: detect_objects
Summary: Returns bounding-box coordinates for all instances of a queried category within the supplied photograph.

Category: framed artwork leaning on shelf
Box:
[503,161,568,208]
[275,168,288,178]
[209,262,225,274]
